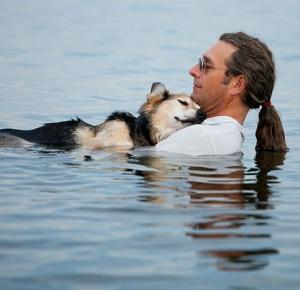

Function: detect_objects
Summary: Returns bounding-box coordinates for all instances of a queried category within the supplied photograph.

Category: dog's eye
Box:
[177,99,188,106]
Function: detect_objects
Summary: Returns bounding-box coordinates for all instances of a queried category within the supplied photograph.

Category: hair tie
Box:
[262,100,272,108]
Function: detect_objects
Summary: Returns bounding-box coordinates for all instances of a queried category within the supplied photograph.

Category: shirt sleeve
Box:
[155,125,214,155]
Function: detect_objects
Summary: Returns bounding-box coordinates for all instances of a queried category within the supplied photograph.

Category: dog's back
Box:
[0,118,93,148]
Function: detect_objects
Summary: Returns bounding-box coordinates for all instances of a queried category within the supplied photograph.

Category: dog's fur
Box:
[0,83,206,149]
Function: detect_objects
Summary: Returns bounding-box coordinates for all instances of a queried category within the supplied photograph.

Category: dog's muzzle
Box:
[195,109,207,124]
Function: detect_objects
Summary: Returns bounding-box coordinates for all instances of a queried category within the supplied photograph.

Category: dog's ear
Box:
[150,82,167,95]
[147,82,170,102]
[139,82,170,115]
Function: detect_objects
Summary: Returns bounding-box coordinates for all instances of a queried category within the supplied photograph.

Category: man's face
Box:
[189,40,237,116]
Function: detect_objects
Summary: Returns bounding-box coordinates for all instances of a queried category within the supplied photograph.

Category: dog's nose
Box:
[195,109,207,124]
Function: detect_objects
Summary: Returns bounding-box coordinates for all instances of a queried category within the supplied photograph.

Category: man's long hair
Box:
[220,32,287,151]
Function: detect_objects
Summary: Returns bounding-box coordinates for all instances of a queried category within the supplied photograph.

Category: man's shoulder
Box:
[203,116,242,126]
[182,116,243,133]
[168,116,243,137]
[201,116,244,133]
[155,116,244,155]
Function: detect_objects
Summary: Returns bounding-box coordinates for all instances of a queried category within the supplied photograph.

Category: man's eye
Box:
[178,99,188,106]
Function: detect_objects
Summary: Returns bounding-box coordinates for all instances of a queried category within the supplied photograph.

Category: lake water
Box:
[0,1,300,289]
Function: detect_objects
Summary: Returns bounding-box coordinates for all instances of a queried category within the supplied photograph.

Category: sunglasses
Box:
[198,57,227,72]
[198,57,207,72]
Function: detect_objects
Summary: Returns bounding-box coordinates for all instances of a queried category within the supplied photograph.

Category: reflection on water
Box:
[186,152,285,271]
[188,151,285,209]
[203,248,279,272]
[128,151,286,272]
[0,139,291,289]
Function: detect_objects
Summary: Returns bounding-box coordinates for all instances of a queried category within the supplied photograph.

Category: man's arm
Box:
[155,125,214,155]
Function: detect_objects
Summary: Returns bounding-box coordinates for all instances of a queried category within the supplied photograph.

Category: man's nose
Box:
[189,64,201,78]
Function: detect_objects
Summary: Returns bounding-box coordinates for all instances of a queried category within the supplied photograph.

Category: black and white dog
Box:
[0,83,206,149]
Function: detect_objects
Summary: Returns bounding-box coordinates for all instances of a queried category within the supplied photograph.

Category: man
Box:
[156,32,287,155]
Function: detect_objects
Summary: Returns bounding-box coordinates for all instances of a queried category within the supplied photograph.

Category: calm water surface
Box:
[0,1,300,290]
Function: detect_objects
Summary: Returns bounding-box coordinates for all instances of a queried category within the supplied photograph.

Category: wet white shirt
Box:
[155,116,244,156]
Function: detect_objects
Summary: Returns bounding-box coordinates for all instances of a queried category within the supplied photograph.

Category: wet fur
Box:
[0,83,206,150]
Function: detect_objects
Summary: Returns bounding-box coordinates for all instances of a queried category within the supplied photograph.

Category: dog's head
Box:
[139,82,206,144]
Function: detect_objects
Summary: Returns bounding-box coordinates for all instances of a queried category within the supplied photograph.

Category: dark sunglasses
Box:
[198,57,207,72]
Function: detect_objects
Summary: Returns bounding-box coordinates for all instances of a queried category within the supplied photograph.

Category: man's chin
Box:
[191,94,201,106]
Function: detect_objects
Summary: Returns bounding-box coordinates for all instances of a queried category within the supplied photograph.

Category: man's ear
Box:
[230,75,247,96]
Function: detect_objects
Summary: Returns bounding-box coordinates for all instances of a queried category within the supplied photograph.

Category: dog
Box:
[0,82,206,149]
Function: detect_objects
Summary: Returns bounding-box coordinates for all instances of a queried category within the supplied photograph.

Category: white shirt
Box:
[155,116,244,156]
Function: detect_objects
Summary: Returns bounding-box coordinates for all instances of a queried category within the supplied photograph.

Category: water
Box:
[0,1,300,289]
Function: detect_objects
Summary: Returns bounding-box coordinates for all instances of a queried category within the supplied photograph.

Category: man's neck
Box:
[206,101,249,125]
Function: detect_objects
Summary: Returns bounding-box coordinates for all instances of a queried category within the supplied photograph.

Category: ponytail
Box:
[220,33,288,152]
[255,105,287,152]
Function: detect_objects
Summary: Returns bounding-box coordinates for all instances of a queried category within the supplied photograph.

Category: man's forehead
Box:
[203,40,237,64]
